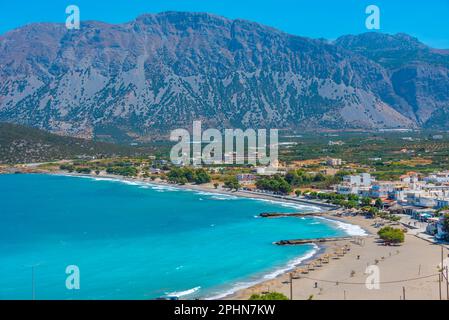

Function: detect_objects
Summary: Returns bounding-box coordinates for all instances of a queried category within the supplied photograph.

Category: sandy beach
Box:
[227,214,449,300]
[11,168,449,300]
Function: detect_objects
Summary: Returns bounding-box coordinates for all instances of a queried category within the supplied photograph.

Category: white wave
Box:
[317,217,367,236]
[250,198,322,212]
[263,244,319,279]
[210,195,238,200]
[166,286,201,298]
[195,191,217,196]
[206,245,319,300]
[121,180,141,186]
[149,185,179,192]
[333,220,367,236]
[91,177,118,182]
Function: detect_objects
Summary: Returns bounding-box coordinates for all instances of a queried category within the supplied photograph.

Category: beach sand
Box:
[227,214,448,300]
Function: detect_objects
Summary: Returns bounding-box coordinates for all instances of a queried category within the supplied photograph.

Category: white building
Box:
[337,173,374,195]
[343,173,373,187]
[326,158,342,166]
[424,171,449,184]
[370,182,396,198]
[237,174,257,185]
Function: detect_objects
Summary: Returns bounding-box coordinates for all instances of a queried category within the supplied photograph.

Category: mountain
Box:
[0,122,144,164]
[0,12,448,141]
[335,33,449,127]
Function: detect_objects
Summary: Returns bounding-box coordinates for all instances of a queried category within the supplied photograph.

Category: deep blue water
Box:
[0,174,362,300]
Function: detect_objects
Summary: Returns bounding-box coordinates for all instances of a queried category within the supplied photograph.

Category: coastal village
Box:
[3,155,449,244]
[3,152,449,300]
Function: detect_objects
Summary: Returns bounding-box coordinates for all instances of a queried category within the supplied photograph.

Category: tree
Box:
[249,292,289,300]
[106,166,137,177]
[295,190,302,197]
[194,169,211,184]
[313,173,326,182]
[436,206,449,216]
[60,164,74,172]
[224,176,240,191]
[76,167,92,174]
[345,200,358,209]
[213,183,219,189]
[256,175,292,194]
[167,167,211,185]
[361,197,372,206]
[375,198,384,209]
[442,214,449,240]
[378,227,405,245]
[347,194,359,201]
[366,207,379,218]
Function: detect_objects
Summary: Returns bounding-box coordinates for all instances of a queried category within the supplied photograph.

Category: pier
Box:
[275,236,356,246]
[259,211,329,218]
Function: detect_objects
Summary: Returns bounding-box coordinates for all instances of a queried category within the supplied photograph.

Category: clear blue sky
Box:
[1,0,448,48]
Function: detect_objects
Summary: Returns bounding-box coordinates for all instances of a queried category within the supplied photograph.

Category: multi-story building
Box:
[424,171,449,184]
[370,182,396,198]
[326,158,342,167]
[236,174,257,185]
[337,173,374,196]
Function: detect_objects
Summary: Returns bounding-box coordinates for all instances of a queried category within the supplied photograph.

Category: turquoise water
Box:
[0,174,362,300]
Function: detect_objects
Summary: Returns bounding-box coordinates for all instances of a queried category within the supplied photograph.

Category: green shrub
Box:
[249,292,289,300]
[378,226,405,244]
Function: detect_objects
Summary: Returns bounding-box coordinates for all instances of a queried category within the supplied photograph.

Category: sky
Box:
[0,0,448,48]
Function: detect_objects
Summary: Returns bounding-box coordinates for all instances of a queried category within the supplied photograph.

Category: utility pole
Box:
[440,246,445,301]
[403,287,406,300]
[446,266,449,301]
[289,273,293,301]
[439,273,442,301]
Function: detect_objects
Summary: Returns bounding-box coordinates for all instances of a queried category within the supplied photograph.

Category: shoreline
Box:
[6,170,445,300]
[42,171,371,300]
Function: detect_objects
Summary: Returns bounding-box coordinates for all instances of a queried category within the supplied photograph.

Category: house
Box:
[153,160,168,167]
[328,140,345,146]
[336,173,374,196]
[424,171,449,184]
[370,182,396,198]
[437,199,449,209]
[150,168,162,174]
[436,216,448,240]
[343,173,373,187]
[404,206,436,221]
[326,158,342,166]
[236,174,257,185]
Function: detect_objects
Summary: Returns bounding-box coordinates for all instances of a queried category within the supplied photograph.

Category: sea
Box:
[0,173,365,299]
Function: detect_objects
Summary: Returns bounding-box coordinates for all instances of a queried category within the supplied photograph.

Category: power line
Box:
[296,273,439,286]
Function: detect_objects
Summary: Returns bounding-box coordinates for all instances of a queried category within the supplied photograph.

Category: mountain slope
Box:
[335,33,449,127]
[0,12,448,141]
[0,122,143,164]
